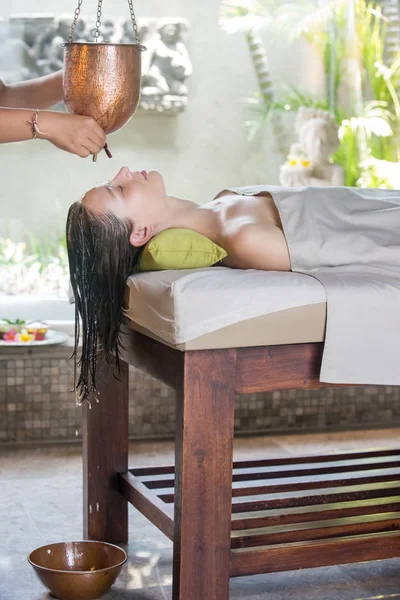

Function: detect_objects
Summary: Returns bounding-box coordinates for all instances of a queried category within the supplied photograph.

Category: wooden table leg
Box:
[173,349,236,600]
[83,360,129,543]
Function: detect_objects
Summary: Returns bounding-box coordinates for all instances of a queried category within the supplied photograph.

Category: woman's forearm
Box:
[0,71,63,109]
[0,107,107,157]
[0,108,41,143]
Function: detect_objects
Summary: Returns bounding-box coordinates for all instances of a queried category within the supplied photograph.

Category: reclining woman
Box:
[67,166,400,402]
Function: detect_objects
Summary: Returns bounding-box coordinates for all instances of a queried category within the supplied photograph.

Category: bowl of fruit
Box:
[0,319,69,346]
[0,319,26,340]
[26,321,49,341]
[0,319,50,343]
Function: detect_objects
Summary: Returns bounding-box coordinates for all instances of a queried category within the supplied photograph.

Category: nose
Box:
[120,166,132,178]
[111,166,131,183]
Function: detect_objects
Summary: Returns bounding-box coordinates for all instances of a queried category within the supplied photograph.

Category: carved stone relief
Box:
[0,15,192,114]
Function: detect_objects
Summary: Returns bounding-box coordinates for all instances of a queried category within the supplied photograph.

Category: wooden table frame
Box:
[83,329,400,600]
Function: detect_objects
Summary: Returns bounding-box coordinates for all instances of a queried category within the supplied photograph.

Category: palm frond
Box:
[219,14,271,34]
[244,86,335,140]
[340,101,394,139]
[274,0,346,41]
[219,0,272,34]
[244,92,274,140]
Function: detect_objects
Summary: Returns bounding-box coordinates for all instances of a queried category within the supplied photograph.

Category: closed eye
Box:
[105,185,124,199]
[112,185,124,196]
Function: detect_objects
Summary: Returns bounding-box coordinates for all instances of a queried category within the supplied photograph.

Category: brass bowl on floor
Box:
[28,541,127,600]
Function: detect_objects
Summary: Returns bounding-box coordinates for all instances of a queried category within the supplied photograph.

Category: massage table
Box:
[83,267,400,599]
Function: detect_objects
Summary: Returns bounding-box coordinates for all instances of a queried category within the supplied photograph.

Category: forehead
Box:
[82,185,112,212]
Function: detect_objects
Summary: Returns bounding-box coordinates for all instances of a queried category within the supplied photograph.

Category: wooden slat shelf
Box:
[231,497,400,530]
[120,447,400,576]
[119,472,174,541]
[128,448,400,478]
[230,531,400,577]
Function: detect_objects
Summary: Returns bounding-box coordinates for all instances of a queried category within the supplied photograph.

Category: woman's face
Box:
[83,167,167,246]
[83,167,166,223]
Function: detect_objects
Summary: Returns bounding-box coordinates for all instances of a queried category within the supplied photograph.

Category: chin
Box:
[149,170,165,188]
[148,169,161,179]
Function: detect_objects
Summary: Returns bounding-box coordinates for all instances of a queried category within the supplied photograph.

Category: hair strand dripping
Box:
[66,202,142,405]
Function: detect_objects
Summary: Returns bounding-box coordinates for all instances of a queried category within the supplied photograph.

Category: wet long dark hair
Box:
[66,202,142,404]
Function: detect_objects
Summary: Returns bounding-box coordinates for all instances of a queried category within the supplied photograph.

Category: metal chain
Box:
[67,0,140,44]
[93,0,103,42]
[127,0,140,43]
[67,0,84,43]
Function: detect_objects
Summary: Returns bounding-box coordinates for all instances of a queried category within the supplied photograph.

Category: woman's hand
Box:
[38,111,106,158]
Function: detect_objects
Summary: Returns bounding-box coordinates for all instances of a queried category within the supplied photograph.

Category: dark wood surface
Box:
[229,483,400,513]
[231,498,400,531]
[119,324,183,390]
[231,513,400,548]
[129,452,400,490]
[229,471,400,497]
[123,445,400,589]
[172,349,236,600]
[235,343,343,394]
[83,360,129,543]
[231,448,400,468]
[121,329,352,395]
[230,531,400,577]
[119,472,174,540]
[129,448,400,479]
[86,328,399,597]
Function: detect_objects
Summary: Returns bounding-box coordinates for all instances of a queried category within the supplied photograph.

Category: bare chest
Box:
[210,193,280,234]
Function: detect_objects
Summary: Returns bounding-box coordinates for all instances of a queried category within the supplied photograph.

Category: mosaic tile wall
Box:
[1,343,400,444]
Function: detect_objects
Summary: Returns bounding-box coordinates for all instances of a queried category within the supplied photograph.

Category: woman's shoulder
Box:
[213,188,235,200]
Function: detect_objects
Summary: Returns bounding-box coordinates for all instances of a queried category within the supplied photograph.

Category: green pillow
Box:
[138,228,227,272]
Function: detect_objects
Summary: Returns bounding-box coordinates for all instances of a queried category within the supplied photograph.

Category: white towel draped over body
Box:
[227,185,400,386]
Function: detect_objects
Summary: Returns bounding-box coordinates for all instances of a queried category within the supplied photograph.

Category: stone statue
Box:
[98,18,122,43]
[0,37,37,81]
[33,17,71,75]
[143,19,192,97]
[120,19,149,45]
[280,107,344,187]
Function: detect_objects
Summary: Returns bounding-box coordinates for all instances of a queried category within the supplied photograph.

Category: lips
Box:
[141,170,148,181]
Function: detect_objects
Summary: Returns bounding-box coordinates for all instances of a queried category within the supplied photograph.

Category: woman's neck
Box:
[154,195,221,243]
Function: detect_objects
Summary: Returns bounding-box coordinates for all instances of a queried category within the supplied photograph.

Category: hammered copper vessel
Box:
[28,540,127,600]
[63,42,144,135]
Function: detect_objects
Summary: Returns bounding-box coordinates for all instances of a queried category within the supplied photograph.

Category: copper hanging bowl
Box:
[63,42,145,135]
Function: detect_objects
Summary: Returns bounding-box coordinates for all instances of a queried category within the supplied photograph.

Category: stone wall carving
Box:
[0,14,192,114]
